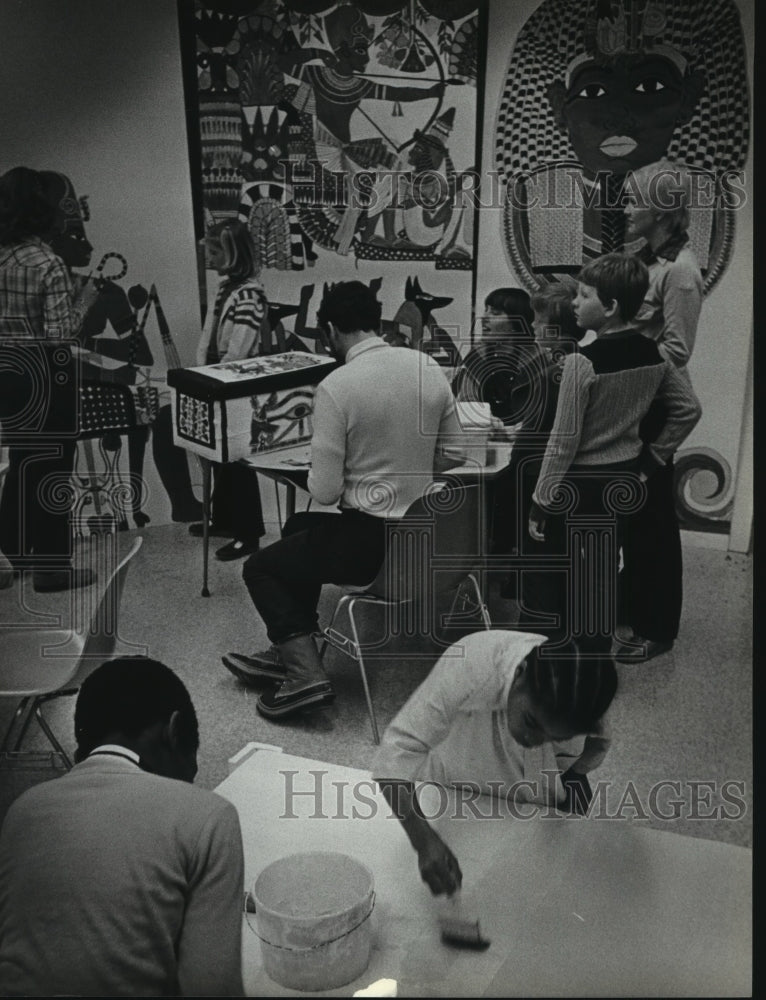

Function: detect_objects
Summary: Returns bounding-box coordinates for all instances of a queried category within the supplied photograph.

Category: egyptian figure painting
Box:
[194,0,479,271]
[495,0,749,293]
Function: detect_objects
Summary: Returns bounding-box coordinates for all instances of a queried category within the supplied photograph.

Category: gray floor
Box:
[0,491,752,849]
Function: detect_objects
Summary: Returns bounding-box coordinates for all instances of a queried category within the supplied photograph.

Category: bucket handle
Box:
[245,892,376,953]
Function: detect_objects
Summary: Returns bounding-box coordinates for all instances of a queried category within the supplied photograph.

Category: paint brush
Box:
[437,890,490,950]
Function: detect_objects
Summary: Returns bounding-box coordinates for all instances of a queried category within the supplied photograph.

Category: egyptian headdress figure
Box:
[495,0,749,292]
[233,13,315,270]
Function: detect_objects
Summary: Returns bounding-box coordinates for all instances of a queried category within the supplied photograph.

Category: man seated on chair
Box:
[0,657,245,997]
[223,280,466,720]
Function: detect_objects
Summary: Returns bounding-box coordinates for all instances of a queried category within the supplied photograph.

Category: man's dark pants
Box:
[242,508,387,644]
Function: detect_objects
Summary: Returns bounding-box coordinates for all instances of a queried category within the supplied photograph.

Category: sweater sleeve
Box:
[533,352,594,509]
[307,382,346,506]
[656,258,702,368]
[219,286,265,363]
[177,800,245,997]
[371,643,483,784]
[642,363,702,472]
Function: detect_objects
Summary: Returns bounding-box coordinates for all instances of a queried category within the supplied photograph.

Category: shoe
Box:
[256,681,335,719]
[615,638,674,663]
[215,539,259,561]
[188,522,234,538]
[33,569,97,593]
[222,648,286,685]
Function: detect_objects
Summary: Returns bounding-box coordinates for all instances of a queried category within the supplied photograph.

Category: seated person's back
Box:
[0,657,244,998]
[310,335,460,517]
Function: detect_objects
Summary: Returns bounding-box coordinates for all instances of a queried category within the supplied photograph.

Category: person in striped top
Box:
[190,220,267,561]
[528,253,701,655]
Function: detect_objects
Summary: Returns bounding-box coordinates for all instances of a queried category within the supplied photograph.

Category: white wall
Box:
[0,0,202,524]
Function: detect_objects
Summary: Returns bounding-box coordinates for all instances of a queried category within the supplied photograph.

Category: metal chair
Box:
[318,482,491,743]
[0,536,143,768]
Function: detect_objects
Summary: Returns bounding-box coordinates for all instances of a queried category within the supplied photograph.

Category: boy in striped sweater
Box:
[527,254,701,656]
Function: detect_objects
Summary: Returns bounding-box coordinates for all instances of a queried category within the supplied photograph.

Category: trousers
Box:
[519,460,640,655]
[620,459,682,642]
[242,508,387,644]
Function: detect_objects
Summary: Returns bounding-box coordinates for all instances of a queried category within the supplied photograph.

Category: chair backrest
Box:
[71,536,143,687]
[367,481,484,604]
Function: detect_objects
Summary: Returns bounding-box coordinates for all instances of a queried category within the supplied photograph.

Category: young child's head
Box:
[205,219,259,282]
[508,643,617,748]
[481,287,534,342]
[530,283,583,350]
[574,253,649,334]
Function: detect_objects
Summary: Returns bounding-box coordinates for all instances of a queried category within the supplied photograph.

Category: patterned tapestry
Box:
[190,0,481,362]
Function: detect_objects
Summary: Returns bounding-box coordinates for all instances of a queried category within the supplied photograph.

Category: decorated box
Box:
[167,352,338,464]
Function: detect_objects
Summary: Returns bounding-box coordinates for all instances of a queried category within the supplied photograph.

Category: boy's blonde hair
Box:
[628,159,693,235]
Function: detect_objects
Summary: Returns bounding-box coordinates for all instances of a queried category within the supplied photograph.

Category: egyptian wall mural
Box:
[190,0,481,365]
[482,0,751,534]
[495,0,749,293]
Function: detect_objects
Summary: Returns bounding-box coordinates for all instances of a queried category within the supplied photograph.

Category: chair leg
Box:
[347,599,380,745]
[468,572,492,630]
[33,701,73,770]
[318,595,353,661]
[273,483,282,529]
[11,698,37,752]
[1,696,31,752]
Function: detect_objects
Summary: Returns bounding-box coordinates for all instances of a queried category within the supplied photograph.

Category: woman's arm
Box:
[656,258,702,368]
[642,363,702,474]
[378,780,462,896]
[372,632,529,892]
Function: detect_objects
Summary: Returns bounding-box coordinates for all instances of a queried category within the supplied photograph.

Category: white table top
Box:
[241,444,513,480]
[216,748,751,998]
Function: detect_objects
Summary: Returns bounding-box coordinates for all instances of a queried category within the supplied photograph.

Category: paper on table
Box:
[352,977,398,997]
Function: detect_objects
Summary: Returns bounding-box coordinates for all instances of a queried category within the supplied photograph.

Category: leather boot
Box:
[256,634,334,719]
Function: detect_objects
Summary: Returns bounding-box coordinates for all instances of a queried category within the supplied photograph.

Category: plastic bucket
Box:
[252,852,375,992]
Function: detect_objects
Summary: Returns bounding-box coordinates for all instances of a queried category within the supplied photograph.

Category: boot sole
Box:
[256,684,335,718]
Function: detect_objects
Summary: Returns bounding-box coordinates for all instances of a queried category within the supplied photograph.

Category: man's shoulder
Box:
[325,344,442,389]
[5,764,235,829]
[0,239,57,270]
